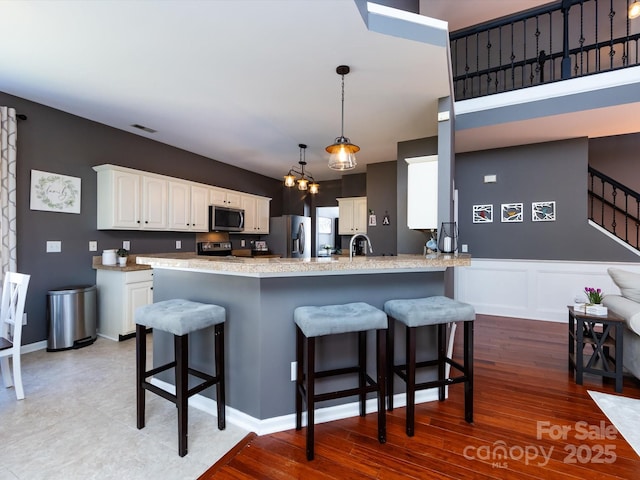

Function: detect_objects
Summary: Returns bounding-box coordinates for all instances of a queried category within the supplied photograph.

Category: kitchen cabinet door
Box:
[141,176,168,229]
[105,170,140,229]
[190,185,210,231]
[255,197,270,233]
[125,280,154,335]
[168,181,190,230]
[406,155,438,229]
[338,197,367,235]
[211,187,242,208]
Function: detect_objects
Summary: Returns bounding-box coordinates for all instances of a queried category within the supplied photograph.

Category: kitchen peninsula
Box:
[135,253,470,433]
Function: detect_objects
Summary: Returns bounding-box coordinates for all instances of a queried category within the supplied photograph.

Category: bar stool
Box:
[294,302,387,461]
[135,299,226,457]
[385,296,475,436]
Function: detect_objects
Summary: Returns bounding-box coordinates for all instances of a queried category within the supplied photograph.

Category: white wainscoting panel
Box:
[455,259,640,322]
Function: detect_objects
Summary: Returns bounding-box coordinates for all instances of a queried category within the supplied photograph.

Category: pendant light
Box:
[630,1,640,19]
[283,144,319,194]
[326,65,359,170]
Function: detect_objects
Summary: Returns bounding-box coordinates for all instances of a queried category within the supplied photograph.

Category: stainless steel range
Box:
[197,241,232,256]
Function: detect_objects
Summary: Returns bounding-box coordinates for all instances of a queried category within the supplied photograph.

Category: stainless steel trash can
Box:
[47,285,97,351]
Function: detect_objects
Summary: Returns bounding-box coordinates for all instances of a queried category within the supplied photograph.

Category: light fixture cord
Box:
[340,73,345,138]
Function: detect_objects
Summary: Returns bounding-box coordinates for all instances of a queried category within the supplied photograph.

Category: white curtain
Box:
[0,106,17,276]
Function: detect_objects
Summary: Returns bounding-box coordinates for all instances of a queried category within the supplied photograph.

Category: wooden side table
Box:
[568,306,624,393]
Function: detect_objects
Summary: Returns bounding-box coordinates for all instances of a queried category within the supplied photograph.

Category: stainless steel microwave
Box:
[209,205,244,232]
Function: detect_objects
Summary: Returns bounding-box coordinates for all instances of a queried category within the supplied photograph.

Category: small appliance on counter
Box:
[352,238,367,256]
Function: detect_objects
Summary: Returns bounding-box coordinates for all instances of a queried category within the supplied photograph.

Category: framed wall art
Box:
[472,204,493,223]
[532,201,556,222]
[501,203,523,222]
[30,170,81,214]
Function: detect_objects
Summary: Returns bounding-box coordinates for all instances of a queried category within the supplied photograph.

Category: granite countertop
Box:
[92,255,152,272]
[134,252,471,278]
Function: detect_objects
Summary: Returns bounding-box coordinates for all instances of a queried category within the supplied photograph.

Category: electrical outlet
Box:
[22,313,27,325]
[89,241,97,251]
[123,240,130,250]
[461,244,468,253]
[241,240,245,247]
[46,241,61,253]
[290,361,297,381]
[176,240,182,249]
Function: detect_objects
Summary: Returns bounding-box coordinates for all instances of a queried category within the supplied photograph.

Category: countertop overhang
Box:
[134,253,471,278]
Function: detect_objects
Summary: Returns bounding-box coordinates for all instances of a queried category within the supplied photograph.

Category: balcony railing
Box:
[589,166,640,250]
[450,0,640,100]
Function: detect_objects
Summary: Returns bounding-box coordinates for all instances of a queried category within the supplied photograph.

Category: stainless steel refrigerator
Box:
[269,215,311,258]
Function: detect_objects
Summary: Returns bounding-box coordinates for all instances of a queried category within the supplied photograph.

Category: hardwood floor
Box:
[200,314,640,479]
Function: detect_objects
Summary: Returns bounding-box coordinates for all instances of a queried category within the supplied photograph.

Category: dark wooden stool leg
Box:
[295,326,304,431]
[215,323,226,430]
[438,323,446,402]
[386,316,395,412]
[136,324,146,430]
[176,334,189,457]
[464,320,474,423]
[406,325,416,437]
[377,328,387,444]
[358,331,366,417]
[306,336,316,461]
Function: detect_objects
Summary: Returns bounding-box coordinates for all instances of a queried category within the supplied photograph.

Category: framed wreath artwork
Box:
[30,170,81,214]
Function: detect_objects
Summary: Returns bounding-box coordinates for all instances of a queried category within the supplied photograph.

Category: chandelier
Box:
[326,65,359,171]
[284,144,319,194]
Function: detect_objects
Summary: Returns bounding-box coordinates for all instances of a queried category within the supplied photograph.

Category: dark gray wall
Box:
[366,161,397,256]
[3,91,282,344]
[589,132,640,193]
[456,137,639,261]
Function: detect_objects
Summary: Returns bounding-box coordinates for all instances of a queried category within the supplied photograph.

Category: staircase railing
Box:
[588,166,640,249]
[450,0,640,100]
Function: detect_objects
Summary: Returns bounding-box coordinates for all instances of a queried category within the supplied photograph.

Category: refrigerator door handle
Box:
[298,223,305,255]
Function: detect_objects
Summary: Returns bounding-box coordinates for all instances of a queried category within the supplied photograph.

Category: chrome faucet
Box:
[349,233,373,261]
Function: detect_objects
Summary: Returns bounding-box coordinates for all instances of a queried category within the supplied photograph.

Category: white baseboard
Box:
[455,258,640,322]
[151,377,440,436]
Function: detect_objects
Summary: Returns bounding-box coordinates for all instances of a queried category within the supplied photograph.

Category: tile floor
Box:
[0,335,248,480]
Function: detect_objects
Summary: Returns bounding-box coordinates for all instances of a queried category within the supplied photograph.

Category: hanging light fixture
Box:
[630,1,640,19]
[326,65,359,171]
[283,144,319,194]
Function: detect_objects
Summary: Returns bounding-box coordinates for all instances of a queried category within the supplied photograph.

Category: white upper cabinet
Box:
[210,187,242,208]
[168,181,210,232]
[338,197,367,235]
[94,164,270,232]
[95,166,167,230]
[406,155,438,230]
[241,194,270,234]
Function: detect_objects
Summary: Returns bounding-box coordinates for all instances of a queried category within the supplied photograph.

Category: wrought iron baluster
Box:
[612,186,618,234]
[609,0,616,69]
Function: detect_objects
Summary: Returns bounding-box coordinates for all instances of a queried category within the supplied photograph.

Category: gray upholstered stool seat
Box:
[384,296,475,327]
[294,302,387,337]
[136,299,226,457]
[384,295,475,436]
[136,299,225,335]
[294,302,387,461]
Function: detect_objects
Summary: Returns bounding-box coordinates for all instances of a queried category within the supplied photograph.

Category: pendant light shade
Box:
[630,1,640,19]
[326,65,358,171]
[283,144,319,194]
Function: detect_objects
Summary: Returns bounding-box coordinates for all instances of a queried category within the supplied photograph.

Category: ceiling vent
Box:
[130,124,157,133]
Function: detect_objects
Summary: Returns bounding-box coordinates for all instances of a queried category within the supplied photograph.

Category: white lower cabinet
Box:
[96,269,153,340]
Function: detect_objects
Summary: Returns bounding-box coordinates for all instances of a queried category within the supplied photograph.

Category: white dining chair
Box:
[0,272,30,400]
